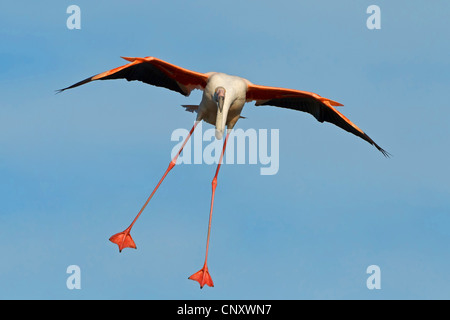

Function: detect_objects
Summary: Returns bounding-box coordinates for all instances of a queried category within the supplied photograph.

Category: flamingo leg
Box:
[189,131,230,288]
[109,121,199,252]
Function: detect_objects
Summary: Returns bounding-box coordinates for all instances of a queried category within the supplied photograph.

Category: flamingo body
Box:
[197,72,248,139]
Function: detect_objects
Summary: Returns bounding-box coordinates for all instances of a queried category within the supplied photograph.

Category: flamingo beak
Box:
[217,95,224,112]
[214,87,227,140]
[215,87,225,112]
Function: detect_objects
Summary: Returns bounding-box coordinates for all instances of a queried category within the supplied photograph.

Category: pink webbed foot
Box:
[189,263,214,289]
[109,228,137,252]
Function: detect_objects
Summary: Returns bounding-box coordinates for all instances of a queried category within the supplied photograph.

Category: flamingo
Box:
[58,56,389,289]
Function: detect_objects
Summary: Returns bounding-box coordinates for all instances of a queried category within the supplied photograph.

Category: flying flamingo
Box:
[58,56,388,288]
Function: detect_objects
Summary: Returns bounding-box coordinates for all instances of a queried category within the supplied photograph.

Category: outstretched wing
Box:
[246,83,389,157]
[57,56,209,96]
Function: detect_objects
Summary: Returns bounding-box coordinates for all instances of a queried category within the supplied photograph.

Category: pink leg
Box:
[189,131,230,288]
[110,122,199,252]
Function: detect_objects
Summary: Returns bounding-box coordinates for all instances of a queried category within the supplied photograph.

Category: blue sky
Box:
[1,0,449,299]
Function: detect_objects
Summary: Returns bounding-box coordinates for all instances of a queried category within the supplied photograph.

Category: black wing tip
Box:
[55,76,95,95]
[375,145,391,158]
[363,132,391,158]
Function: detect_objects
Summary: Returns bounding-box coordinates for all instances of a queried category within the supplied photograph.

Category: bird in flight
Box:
[58,56,388,288]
